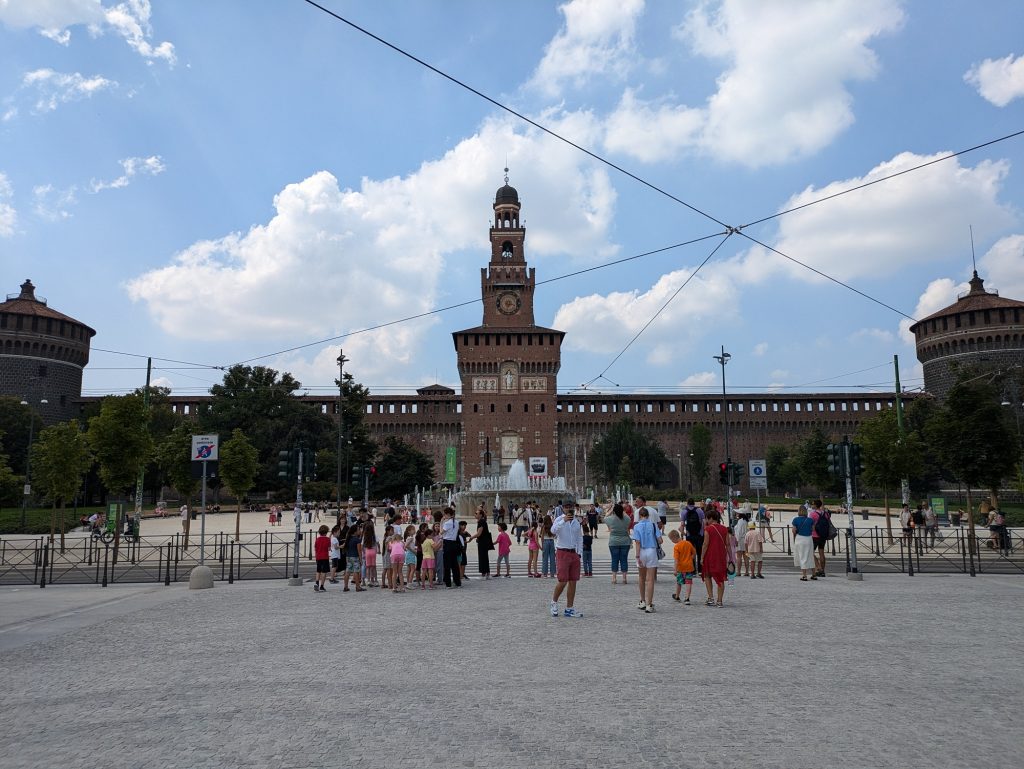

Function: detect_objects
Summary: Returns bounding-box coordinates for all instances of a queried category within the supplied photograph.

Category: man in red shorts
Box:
[550,501,584,618]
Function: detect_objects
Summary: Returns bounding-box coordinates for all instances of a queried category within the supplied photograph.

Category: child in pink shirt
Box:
[495,523,512,578]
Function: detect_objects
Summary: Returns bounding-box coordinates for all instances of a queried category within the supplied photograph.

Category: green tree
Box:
[0,439,19,508]
[589,419,669,487]
[766,444,803,495]
[794,427,835,495]
[373,436,434,499]
[87,394,154,500]
[689,424,712,492]
[616,455,635,486]
[220,428,260,540]
[928,378,1019,519]
[203,365,340,492]
[33,420,92,550]
[0,396,34,476]
[157,423,199,504]
[856,409,924,540]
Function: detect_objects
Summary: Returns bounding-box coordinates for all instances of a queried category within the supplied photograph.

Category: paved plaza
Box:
[1,570,1021,769]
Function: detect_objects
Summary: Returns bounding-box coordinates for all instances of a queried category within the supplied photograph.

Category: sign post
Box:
[191,435,219,566]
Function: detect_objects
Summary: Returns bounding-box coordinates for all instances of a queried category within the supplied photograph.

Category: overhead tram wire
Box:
[298,0,728,231]
[91,346,226,371]
[228,230,727,366]
[581,232,734,389]
[299,5,1024,335]
[740,128,1024,229]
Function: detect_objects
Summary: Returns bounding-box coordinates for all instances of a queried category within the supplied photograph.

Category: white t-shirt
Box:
[329,536,340,560]
[180,506,187,519]
[733,520,748,550]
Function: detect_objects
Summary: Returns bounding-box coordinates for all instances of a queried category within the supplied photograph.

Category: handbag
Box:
[651,521,665,560]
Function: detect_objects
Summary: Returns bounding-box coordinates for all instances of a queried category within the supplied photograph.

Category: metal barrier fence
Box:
[1,524,1020,587]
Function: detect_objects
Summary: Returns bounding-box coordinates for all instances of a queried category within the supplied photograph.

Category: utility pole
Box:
[842,437,862,580]
[892,354,907,544]
[132,357,152,537]
[289,449,304,585]
[714,346,732,524]
[336,350,348,525]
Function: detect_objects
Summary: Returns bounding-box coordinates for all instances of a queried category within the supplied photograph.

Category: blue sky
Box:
[2,0,1023,401]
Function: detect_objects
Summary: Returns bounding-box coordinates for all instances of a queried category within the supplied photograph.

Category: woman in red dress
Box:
[701,509,733,607]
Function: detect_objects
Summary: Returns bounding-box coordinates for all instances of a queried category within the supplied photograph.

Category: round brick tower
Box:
[0,279,95,424]
[910,271,1024,400]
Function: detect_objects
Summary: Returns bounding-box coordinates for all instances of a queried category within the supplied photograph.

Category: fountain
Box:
[454,459,572,517]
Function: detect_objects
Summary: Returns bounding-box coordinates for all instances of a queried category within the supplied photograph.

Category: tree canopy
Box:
[589,419,669,487]
[372,436,434,499]
[87,394,153,498]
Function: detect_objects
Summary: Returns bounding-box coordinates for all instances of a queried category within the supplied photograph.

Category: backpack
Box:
[814,509,837,540]
[912,509,925,526]
[684,507,702,536]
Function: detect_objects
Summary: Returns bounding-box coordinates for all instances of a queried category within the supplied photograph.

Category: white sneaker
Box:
[645,605,655,614]
[550,601,559,617]
[637,600,647,610]
[563,607,582,618]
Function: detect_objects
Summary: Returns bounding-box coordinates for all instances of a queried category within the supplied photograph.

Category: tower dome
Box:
[0,279,95,423]
[910,270,1024,399]
[494,183,519,206]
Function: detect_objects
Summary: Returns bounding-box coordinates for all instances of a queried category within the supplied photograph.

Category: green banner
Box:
[930,497,946,518]
[445,447,457,483]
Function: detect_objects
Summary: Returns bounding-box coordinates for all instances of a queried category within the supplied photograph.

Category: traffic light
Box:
[277,450,291,480]
[729,461,744,485]
[351,464,363,483]
[718,462,729,484]
[368,466,377,484]
[849,443,863,476]
[826,443,843,476]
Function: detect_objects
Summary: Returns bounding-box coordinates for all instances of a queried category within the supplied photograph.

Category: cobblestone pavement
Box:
[1,572,1021,769]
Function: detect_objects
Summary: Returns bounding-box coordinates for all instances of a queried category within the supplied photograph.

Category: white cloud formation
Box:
[752,341,768,356]
[738,152,1016,285]
[553,258,740,365]
[150,375,173,389]
[18,68,116,114]
[90,155,165,192]
[965,53,1024,107]
[0,172,16,236]
[126,119,619,386]
[680,371,716,388]
[0,0,174,64]
[603,0,904,166]
[897,277,968,345]
[33,183,77,220]
[979,234,1024,298]
[528,0,645,97]
[850,327,895,344]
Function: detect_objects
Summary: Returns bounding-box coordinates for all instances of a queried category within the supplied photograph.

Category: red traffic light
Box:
[370,466,377,475]
[719,463,728,472]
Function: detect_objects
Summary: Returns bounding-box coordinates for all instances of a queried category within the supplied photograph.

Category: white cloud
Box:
[603,0,904,166]
[680,371,716,388]
[850,327,895,344]
[126,119,619,387]
[0,172,16,236]
[528,0,645,97]
[19,68,117,114]
[0,0,174,64]
[965,53,1024,107]
[739,152,1016,285]
[90,155,165,192]
[979,234,1024,298]
[898,277,968,345]
[553,259,740,365]
[33,183,77,220]
[150,376,173,389]
[752,342,768,356]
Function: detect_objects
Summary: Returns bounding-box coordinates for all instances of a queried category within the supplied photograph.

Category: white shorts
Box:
[636,547,659,568]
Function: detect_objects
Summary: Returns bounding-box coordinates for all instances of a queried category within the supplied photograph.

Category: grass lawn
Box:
[0,506,105,536]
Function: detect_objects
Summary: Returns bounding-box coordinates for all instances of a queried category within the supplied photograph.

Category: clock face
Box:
[497,291,521,315]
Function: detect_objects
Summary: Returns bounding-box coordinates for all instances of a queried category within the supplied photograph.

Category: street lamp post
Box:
[19,382,48,530]
[675,453,682,491]
[688,451,694,494]
[336,350,348,524]
[713,345,732,523]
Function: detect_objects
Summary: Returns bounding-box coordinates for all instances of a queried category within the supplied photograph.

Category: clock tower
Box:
[453,175,563,481]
